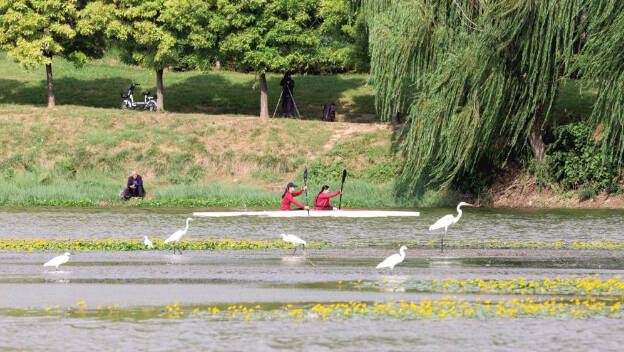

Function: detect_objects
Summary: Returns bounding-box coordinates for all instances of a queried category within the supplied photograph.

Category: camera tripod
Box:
[272,86,301,118]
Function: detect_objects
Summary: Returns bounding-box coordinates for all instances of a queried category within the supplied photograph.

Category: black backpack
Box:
[322,103,336,122]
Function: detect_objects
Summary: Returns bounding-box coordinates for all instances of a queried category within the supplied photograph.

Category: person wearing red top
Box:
[281,182,309,210]
[314,185,342,210]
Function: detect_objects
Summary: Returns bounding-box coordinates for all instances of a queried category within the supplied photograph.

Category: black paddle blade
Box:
[304,167,308,183]
[338,169,347,209]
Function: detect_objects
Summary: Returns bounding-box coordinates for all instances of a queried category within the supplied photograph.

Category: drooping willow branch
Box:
[364,0,624,196]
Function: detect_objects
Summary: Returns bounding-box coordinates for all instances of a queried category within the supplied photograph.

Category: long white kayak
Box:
[192,210,420,218]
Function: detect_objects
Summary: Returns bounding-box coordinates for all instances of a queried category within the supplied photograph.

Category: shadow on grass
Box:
[0,73,376,122]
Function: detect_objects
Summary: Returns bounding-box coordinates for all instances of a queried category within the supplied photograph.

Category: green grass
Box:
[0,101,419,207]
[0,52,375,120]
[0,172,441,208]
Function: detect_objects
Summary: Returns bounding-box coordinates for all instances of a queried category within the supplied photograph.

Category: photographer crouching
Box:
[121,171,145,200]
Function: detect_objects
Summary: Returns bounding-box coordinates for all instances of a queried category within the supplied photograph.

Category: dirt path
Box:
[321,123,387,154]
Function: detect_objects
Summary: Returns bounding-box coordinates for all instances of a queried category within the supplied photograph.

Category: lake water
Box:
[1,207,624,351]
[2,207,624,243]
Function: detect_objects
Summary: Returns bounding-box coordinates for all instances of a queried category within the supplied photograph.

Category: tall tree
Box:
[364,0,589,195]
[0,0,108,107]
[216,0,324,118]
[574,1,624,162]
[104,0,218,110]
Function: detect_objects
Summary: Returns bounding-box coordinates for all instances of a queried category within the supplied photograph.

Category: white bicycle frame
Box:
[122,87,156,110]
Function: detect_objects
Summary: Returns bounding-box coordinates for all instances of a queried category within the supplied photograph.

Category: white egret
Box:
[164,217,193,254]
[143,236,153,249]
[376,246,407,270]
[429,201,473,252]
[43,252,71,270]
[280,234,306,254]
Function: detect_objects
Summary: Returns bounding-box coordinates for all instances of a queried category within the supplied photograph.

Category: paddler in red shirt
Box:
[314,185,342,210]
[281,182,309,210]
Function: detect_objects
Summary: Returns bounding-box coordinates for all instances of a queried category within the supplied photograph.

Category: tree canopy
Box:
[0,0,108,107]
[100,0,219,110]
[364,0,624,197]
[216,0,326,118]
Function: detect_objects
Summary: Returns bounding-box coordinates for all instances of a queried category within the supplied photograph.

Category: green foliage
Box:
[217,0,323,74]
[0,0,104,68]
[366,160,401,183]
[103,0,218,71]
[96,0,220,109]
[215,0,365,74]
[365,0,588,197]
[0,0,108,104]
[573,1,624,164]
[308,160,348,181]
[363,0,624,199]
[546,123,621,194]
[317,0,369,72]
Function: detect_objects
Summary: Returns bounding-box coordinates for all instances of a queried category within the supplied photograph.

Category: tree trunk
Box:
[46,63,55,108]
[156,68,164,110]
[529,107,546,162]
[391,99,399,126]
[259,73,269,119]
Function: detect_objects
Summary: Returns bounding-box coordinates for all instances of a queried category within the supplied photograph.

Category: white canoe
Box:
[192,210,420,218]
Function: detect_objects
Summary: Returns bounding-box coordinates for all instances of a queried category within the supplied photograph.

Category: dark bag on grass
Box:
[322,103,336,122]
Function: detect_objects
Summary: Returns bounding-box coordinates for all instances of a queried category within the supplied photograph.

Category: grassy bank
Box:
[0,104,452,208]
[0,52,434,208]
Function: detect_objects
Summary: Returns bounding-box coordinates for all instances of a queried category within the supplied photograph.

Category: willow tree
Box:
[364,0,595,196]
[0,0,108,107]
[574,1,624,163]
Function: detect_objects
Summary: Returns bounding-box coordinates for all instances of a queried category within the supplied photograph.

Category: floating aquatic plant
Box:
[0,238,328,251]
[9,297,624,321]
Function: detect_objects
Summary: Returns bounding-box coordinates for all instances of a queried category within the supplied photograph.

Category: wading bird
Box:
[376,246,407,270]
[143,236,153,249]
[165,217,192,254]
[429,202,473,252]
[43,252,71,270]
[280,234,306,254]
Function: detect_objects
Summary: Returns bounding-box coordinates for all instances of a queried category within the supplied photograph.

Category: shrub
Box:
[546,123,621,193]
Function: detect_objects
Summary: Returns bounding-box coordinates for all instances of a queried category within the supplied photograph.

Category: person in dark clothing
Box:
[280,72,295,117]
[122,171,145,200]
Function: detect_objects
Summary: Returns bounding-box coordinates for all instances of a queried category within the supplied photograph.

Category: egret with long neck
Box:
[376,245,407,270]
[165,217,193,254]
[429,202,473,252]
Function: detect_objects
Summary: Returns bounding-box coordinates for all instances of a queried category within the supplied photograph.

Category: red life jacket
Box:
[281,189,305,210]
[314,191,341,210]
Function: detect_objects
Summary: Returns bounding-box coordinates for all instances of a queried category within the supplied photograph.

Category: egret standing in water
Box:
[43,252,71,270]
[429,202,473,252]
[143,236,153,249]
[376,246,407,270]
[280,234,306,254]
[165,217,192,254]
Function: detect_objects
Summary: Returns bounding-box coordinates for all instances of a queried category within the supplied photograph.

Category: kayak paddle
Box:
[304,167,309,215]
[338,169,347,210]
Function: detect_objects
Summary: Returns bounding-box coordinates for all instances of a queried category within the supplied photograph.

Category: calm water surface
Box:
[1,207,624,243]
[1,207,624,351]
